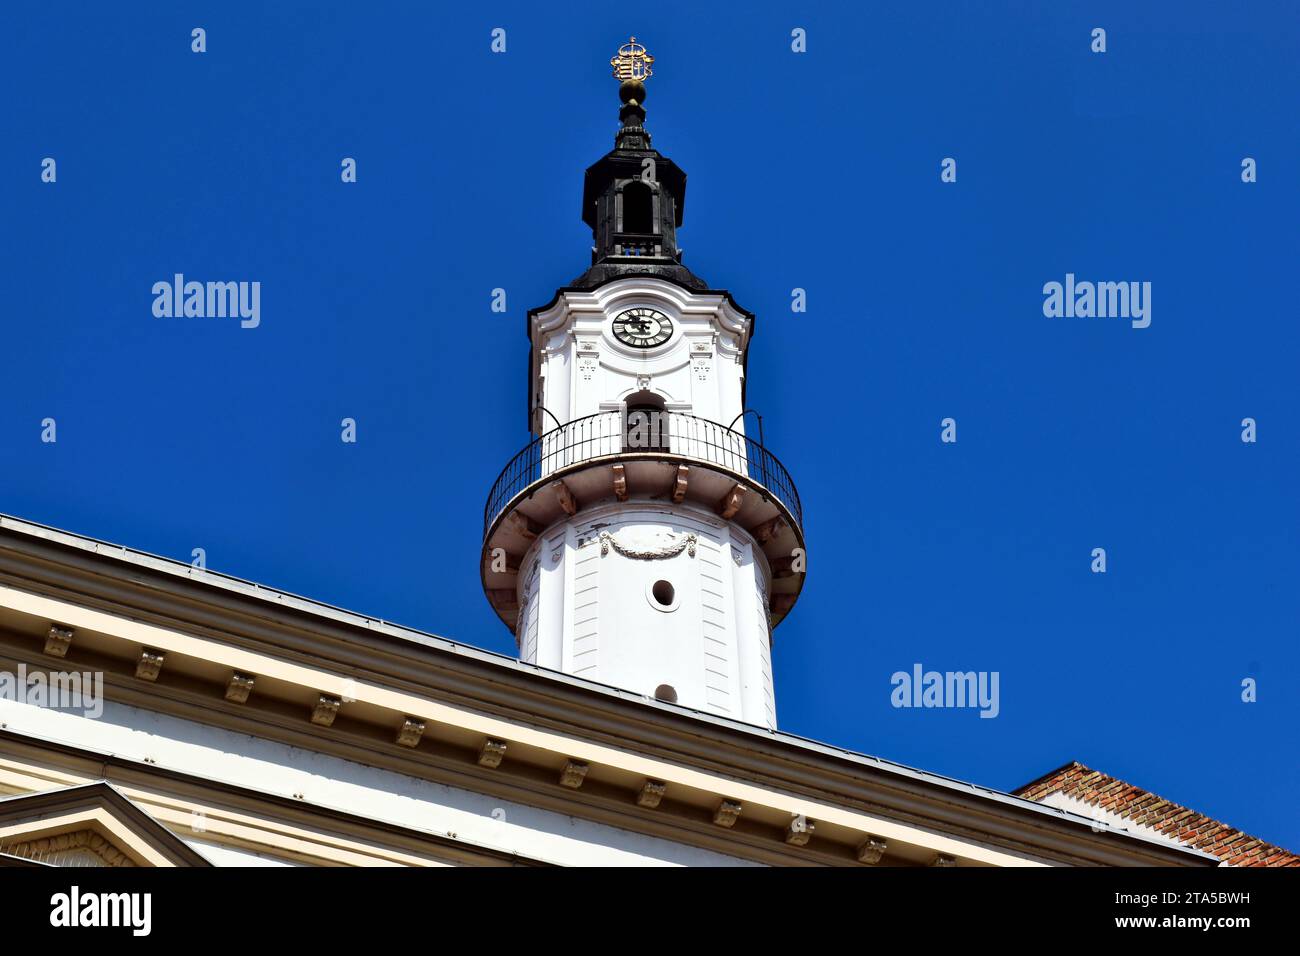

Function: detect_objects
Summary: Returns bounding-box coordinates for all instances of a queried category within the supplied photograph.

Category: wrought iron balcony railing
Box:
[483,410,802,537]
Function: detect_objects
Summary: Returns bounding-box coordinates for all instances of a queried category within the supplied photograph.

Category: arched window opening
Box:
[622,181,654,235]
[624,390,670,453]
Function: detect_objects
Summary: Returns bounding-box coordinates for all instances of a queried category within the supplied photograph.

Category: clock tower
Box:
[481,39,804,728]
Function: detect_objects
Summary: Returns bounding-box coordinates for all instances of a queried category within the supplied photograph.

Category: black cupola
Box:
[571,41,706,291]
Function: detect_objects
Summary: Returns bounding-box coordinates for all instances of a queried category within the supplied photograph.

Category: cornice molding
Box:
[2,828,133,867]
[0,737,550,868]
[0,523,1213,868]
[531,277,751,349]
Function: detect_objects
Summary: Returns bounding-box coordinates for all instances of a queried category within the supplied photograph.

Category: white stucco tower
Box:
[481,39,804,728]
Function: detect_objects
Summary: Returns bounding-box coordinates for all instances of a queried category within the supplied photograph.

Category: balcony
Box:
[481,410,805,631]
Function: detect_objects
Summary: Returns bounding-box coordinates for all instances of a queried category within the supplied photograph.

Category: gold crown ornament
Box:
[610,36,654,83]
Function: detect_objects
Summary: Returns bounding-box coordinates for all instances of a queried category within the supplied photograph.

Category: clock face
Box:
[611,308,673,348]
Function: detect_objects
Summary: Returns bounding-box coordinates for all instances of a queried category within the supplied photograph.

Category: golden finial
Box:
[611,36,654,82]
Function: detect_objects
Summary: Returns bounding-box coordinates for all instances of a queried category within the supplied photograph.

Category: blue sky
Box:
[2,2,1296,850]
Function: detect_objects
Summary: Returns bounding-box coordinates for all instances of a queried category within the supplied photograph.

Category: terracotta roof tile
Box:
[1014,762,1298,867]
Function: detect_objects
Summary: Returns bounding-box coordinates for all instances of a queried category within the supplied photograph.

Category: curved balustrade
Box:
[484,410,802,536]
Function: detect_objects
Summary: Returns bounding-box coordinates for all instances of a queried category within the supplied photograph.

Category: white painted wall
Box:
[0,698,760,867]
[1036,791,1193,851]
[516,501,775,727]
[187,840,298,866]
[531,277,752,430]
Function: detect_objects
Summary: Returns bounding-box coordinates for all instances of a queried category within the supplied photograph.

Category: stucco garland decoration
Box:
[599,530,696,559]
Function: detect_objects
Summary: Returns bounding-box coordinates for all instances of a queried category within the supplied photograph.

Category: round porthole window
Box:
[647,579,679,612]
